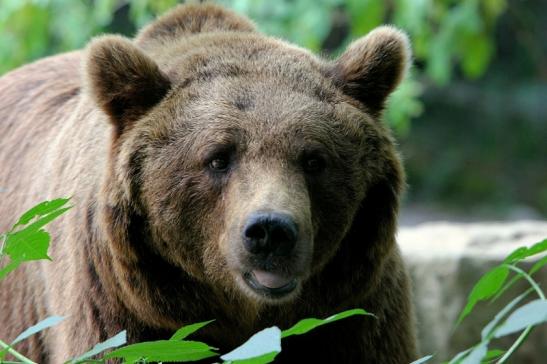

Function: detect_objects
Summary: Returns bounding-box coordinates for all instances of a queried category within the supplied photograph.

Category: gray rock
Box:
[398,220,547,363]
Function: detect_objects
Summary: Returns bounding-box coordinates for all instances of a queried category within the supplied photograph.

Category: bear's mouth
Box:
[243,270,298,298]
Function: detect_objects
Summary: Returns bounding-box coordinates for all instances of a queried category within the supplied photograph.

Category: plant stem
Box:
[0,339,37,364]
[496,326,533,364]
[504,264,546,299]
[0,233,6,257]
[495,263,545,363]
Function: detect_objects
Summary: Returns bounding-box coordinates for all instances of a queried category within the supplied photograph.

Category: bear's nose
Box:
[243,212,298,256]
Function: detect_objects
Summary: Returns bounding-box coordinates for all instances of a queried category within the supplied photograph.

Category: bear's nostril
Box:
[242,212,298,256]
[245,224,267,241]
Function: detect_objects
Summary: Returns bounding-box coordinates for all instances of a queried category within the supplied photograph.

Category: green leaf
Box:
[457,266,509,324]
[386,75,424,136]
[482,349,505,361]
[0,199,72,274]
[281,308,373,338]
[0,259,21,280]
[170,320,214,341]
[70,330,127,363]
[481,289,532,340]
[492,253,547,302]
[13,198,71,227]
[410,355,434,364]
[461,33,493,79]
[4,229,51,262]
[104,340,217,363]
[530,255,547,275]
[347,0,385,36]
[483,0,508,19]
[494,299,547,337]
[504,239,547,264]
[221,327,281,362]
[14,206,72,234]
[12,316,65,345]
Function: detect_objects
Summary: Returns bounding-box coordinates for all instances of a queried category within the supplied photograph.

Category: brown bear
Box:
[0,3,417,363]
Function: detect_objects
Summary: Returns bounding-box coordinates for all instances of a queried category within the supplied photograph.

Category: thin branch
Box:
[0,339,37,364]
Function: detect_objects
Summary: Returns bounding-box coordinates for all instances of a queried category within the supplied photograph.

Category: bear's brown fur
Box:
[0,4,417,363]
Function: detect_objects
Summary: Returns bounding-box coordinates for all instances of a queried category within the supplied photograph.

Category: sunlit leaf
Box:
[221,327,281,362]
[71,330,127,363]
[481,289,532,340]
[494,299,547,337]
[12,316,65,345]
[460,341,488,364]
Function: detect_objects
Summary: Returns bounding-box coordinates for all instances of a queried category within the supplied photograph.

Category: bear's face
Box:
[84,26,409,304]
[137,80,381,303]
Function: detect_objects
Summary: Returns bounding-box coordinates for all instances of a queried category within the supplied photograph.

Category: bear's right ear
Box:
[330,26,411,116]
[84,35,171,133]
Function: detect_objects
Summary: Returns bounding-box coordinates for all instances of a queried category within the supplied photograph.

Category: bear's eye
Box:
[209,157,230,172]
[302,155,326,174]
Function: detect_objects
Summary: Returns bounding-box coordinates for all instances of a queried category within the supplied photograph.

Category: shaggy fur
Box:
[0,4,417,363]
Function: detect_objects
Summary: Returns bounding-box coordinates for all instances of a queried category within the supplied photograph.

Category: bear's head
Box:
[83,5,409,319]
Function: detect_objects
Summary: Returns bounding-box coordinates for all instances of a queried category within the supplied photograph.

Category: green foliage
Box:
[414,238,547,364]
[0,199,71,363]
[0,0,508,135]
[170,320,215,341]
[104,340,218,363]
[68,309,372,363]
[0,198,71,279]
[280,308,373,338]
[457,266,510,325]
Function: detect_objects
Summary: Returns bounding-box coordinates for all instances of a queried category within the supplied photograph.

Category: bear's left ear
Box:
[331,26,411,115]
[84,35,171,133]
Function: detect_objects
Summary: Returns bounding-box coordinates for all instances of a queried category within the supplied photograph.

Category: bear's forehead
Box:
[158,85,369,161]
[155,33,338,103]
[144,33,373,152]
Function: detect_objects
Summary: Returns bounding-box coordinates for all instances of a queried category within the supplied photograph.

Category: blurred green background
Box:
[1,0,545,220]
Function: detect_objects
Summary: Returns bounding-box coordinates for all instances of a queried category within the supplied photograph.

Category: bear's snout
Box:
[242,212,298,256]
[232,209,311,302]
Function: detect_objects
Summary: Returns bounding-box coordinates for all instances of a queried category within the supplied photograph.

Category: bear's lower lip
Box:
[243,271,298,298]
